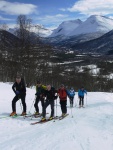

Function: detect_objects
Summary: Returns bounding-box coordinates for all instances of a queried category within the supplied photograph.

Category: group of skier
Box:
[10,76,87,121]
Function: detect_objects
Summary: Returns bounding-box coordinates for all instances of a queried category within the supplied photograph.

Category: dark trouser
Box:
[42,100,54,118]
[69,97,74,107]
[79,96,84,106]
[12,94,26,112]
[34,96,44,113]
[60,100,67,114]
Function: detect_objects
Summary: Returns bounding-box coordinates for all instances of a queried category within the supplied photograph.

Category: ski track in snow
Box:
[0,83,113,150]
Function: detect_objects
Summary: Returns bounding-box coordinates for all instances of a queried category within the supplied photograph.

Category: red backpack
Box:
[58,88,67,100]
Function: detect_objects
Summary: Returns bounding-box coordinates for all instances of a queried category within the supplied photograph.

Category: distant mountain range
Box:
[44,15,113,54]
[1,15,113,54]
[49,15,113,38]
[71,29,113,54]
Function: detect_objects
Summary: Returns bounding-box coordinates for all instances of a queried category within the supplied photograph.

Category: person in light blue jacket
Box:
[78,87,87,108]
[68,87,75,107]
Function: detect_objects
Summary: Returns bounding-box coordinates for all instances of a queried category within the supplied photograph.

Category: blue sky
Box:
[0,0,113,29]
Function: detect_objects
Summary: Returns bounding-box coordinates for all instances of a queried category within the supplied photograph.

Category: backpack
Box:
[69,89,75,97]
[58,88,67,100]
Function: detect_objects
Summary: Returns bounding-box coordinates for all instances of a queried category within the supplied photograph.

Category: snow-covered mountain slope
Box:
[8,25,52,37]
[69,15,113,36]
[71,29,113,54]
[0,82,113,150]
[49,19,82,37]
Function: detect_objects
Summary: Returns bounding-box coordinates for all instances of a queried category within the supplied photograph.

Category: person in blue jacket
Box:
[68,87,75,107]
[78,87,87,108]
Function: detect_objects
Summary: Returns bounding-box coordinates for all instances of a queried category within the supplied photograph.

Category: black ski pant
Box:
[34,96,44,113]
[79,96,84,106]
[12,94,26,112]
[42,100,54,118]
[60,100,67,114]
[69,97,74,107]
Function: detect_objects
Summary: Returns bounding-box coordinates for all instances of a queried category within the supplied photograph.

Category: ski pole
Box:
[19,99,22,111]
[86,95,87,106]
[74,97,77,107]
[29,97,37,120]
[54,98,58,121]
[56,97,58,118]
[75,97,79,107]
[29,97,36,114]
[70,100,73,118]
[53,97,58,122]
[53,100,56,122]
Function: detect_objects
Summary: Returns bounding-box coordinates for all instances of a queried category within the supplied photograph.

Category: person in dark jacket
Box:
[41,84,56,121]
[58,84,69,116]
[10,76,26,116]
[78,87,87,108]
[34,81,46,115]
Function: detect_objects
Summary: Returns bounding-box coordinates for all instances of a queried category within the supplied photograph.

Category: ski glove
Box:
[35,93,37,95]
[16,91,20,95]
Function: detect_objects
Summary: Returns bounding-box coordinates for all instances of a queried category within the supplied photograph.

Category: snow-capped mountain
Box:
[45,15,113,48]
[49,19,82,37]
[30,25,52,37]
[69,15,113,36]
[8,25,52,37]
[49,15,113,38]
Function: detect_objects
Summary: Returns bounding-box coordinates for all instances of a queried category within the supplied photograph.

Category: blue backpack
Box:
[69,89,75,97]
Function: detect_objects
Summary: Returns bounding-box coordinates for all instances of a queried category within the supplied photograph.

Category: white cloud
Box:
[109,16,113,19]
[67,0,113,16]
[7,23,17,28]
[35,14,75,26]
[0,0,37,15]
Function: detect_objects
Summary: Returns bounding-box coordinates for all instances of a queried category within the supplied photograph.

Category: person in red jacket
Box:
[58,84,69,116]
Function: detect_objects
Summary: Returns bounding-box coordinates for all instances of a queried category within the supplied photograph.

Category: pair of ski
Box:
[31,114,69,125]
[0,114,22,119]
[24,114,42,118]
[0,112,48,119]
[24,112,49,119]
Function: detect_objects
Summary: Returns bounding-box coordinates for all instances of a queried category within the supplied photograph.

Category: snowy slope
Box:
[0,83,113,150]
[50,19,82,37]
[69,15,113,36]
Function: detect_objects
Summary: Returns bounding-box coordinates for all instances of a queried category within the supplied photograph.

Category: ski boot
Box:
[10,112,17,116]
[21,112,27,116]
[49,116,53,120]
[41,117,46,122]
[34,112,40,115]
[62,113,67,117]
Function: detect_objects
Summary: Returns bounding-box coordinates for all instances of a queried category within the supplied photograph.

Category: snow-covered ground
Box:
[78,65,100,75]
[0,82,113,150]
